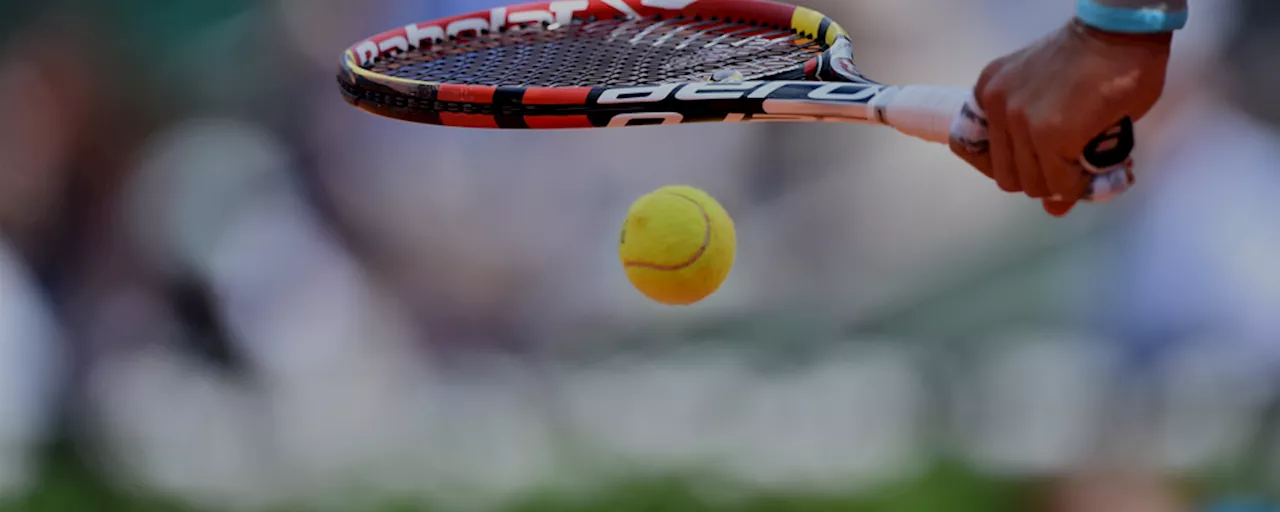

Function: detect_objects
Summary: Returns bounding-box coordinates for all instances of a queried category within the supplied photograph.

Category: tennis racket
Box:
[337,0,1135,202]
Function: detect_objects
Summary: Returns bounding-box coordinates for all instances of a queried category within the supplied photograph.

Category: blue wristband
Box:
[1076,0,1188,33]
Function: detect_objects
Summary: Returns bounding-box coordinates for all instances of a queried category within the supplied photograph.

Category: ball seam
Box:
[621,192,711,272]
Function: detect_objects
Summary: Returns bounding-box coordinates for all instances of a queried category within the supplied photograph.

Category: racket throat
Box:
[803,35,874,84]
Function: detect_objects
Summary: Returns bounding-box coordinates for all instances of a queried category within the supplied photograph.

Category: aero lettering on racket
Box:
[338,0,1136,202]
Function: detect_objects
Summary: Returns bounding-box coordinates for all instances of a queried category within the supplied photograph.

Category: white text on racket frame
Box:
[355,1,590,65]
[598,81,887,126]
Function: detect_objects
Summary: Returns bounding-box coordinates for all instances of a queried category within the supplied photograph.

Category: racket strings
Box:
[366,16,823,87]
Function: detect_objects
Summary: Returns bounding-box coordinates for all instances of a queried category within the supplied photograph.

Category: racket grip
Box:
[879,85,971,145]
[880,85,1137,203]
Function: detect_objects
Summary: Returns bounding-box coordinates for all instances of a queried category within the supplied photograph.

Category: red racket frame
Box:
[338,0,849,128]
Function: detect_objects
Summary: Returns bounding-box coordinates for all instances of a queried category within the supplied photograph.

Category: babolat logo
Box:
[354,0,590,65]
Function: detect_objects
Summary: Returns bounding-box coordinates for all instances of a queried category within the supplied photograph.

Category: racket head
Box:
[337,0,860,128]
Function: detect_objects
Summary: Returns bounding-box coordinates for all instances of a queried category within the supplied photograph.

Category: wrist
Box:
[1075,0,1188,34]
[1070,18,1173,46]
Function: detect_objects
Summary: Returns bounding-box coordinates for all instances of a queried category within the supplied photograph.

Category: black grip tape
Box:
[1082,117,1135,172]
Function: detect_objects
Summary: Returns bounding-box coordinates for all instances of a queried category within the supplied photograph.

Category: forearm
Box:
[1092,0,1187,12]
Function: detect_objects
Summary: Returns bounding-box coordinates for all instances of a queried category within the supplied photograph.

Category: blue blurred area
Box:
[1207,497,1280,512]
[390,0,513,21]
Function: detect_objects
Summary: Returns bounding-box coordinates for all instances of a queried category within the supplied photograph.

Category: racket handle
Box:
[880,85,1136,203]
[879,85,970,145]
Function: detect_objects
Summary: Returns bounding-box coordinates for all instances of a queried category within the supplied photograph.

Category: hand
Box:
[953,19,1172,217]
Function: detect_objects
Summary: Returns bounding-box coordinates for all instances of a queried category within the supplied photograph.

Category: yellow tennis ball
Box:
[619,185,736,306]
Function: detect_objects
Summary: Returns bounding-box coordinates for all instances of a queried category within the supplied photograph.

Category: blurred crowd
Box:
[1,0,1279,510]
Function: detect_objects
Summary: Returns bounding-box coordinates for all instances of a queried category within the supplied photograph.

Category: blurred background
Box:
[2,0,1279,510]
